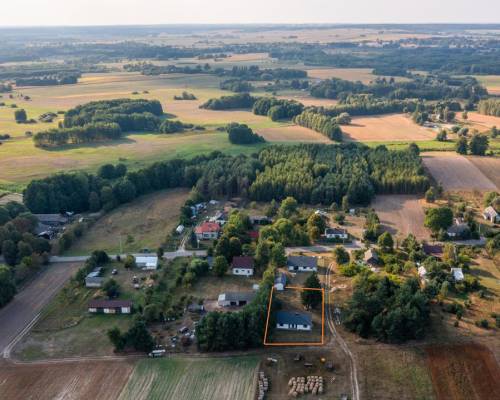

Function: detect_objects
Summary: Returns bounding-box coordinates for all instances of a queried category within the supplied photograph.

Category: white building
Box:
[231,256,254,276]
[451,268,464,282]
[88,299,132,314]
[483,206,499,223]
[136,256,159,270]
[274,273,287,291]
[324,227,348,240]
[287,255,318,272]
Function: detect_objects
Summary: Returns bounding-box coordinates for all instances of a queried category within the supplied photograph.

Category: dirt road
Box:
[0,262,82,358]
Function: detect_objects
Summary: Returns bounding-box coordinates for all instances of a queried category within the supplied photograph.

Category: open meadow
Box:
[118,356,259,400]
[455,111,500,133]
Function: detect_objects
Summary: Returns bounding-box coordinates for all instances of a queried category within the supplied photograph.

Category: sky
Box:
[0,0,498,26]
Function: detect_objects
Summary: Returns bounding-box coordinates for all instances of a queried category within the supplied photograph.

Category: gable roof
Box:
[364,248,379,262]
[325,227,347,235]
[287,255,317,269]
[447,223,469,235]
[484,206,498,217]
[451,268,464,281]
[232,256,254,269]
[136,256,158,267]
[276,311,312,326]
[218,291,255,303]
[195,221,221,234]
[423,243,443,257]
[88,299,132,308]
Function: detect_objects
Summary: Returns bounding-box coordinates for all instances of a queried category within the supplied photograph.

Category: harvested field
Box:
[0,360,135,400]
[456,112,500,133]
[307,68,410,84]
[426,343,500,400]
[371,195,429,241]
[118,356,259,400]
[466,156,500,189]
[474,75,500,96]
[342,114,435,142]
[422,152,498,191]
[0,192,22,205]
[69,188,190,255]
[276,94,339,107]
[257,125,331,143]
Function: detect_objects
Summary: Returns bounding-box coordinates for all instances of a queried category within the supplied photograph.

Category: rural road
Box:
[50,249,208,263]
[0,262,82,358]
[285,240,363,255]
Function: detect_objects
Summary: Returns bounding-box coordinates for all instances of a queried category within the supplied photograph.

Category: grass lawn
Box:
[118,356,259,400]
[67,188,190,255]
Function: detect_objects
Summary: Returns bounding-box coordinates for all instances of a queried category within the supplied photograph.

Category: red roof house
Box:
[194,221,221,240]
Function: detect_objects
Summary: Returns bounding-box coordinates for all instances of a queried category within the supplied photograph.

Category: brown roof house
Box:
[88,299,132,314]
[231,256,254,276]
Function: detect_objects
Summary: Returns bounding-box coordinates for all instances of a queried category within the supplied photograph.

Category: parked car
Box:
[111,268,118,275]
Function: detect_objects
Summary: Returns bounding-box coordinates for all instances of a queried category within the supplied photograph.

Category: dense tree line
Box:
[33,122,122,147]
[226,123,265,145]
[0,83,12,93]
[15,72,80,86]
[252,97,304,121]
[200,93,257,110]
[293,111,343,141]
[219,79,254,92]
[478,99,500,117]
[343,273,430,342]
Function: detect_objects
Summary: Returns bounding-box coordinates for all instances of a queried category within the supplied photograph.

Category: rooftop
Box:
[195,221,221,234]
[232,256,254,269]
[275,272,287,285]
[276,311,312,326]
[88,299,132,308]
[287,255,318,269]
[218,291,256,303]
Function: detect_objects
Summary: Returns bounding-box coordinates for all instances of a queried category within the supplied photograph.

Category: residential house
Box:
[324,227,348,240]
[274,272,287,291]
[34,214,69,227]
[136,256,158,270]
[88,299,132,314]
[194,221,221,240]
[446,223,470,239]
[287,255,318,272]
[363,249,379,267]
[85,267,104,288]
[276,311,312,331]
[423,243,443,259]
[209,211,228,226]
[483,206,499,223]
[218,291,256,307]
[451,268,464,282]
[231,256,254,276]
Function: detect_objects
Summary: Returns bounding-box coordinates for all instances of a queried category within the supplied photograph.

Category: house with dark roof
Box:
[88,299,132,314]
[194,221,221,240]
[274,272,287,291]
[363,249,379,267]
[446,223,470,239]
[85,267,104,288]
[423,243,443,258]
[249,215,272,225]
[287,256,318,272]
[276,311,312,331]
[231,256,254,276]
[324,227,348,240]
[218,291,256,307]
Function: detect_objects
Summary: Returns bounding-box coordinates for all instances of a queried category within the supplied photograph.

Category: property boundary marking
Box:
[263,285,325,346]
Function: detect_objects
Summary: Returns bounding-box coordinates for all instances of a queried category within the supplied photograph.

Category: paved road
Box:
[285,240,363,255]
[0,262,82,358]
[50,250,207,263]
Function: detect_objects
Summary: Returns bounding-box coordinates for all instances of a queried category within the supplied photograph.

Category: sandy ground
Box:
[0,262,82,355]
[422,152,498,191]
[342,114,436,142]
[426,344,500,400]
[257,125,331,143]
[0,359,135,400]
[371,195,430,241]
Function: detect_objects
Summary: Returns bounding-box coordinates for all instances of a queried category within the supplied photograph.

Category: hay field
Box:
[422,152,498,191]
[257,125,331,143]
[276,94,339,107]
[371,195,430,241]
[69,188,190,255]
[342,114,435,142]
[118,357,259,400]
[0,360,135,400]
[456,112,500,133]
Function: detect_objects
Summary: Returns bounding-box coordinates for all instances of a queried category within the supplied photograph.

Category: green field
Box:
[118,357,259,400]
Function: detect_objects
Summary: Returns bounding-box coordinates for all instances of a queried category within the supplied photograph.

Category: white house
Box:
[274,272,287,291]
[483,206,499,223]
[88,299,132,314]
[136,256,158,270]
[231,256,254,276]
[276,311,312,331]
[287,255,318,272]
[324,227,348,240]
[85,267,103,288]
[451,268,464,282]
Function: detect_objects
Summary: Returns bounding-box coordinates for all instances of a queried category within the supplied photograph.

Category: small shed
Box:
[451,268,464,282]
[136,256,158,270]
[274,272,287,291]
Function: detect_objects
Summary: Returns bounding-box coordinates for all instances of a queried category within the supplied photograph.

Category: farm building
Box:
[231,256,255,276]
[85,267,104,288]
[363,249,380,267]
[276,311,312,331]
[88,299,132,314]
[287,256,318,272]
[194,221,221,240]
[249,215,272,225]
[218,291,256,307]
[274,272,287,291]
[451,268,464,282]
[324,227,348,240]
[483,206,499,223]
[446,223,470,239]
[34,213,69,226]
[136,256,158,270]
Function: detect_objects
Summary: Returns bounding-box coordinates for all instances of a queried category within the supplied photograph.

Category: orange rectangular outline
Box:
[263,285,325,346]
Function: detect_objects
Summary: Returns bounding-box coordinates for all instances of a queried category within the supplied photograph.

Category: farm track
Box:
[326,261,360,400]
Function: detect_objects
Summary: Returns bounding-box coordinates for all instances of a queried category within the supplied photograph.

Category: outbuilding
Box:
[218,291,256,307]
[88,299,132,314]
[136,256,159,270]
[274,272,287,291]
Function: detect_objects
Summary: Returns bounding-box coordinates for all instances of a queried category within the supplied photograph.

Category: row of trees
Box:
[293,111,343,141]
[252,97,304,121]
[200,93,256,110]
[220,79,253,93]
[15,72,80,86]
[33,122,122,147]
[477,99,500,117]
